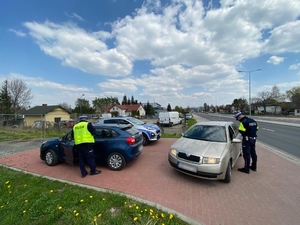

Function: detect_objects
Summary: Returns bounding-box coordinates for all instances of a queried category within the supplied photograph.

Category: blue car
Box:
[97,117,161,145]
[40,124,143,171]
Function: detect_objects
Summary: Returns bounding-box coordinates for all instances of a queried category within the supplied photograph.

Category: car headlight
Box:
[170,149,178,157]
[202,157,220,164]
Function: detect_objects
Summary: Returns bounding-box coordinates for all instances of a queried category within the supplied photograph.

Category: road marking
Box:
[261,128,274,132]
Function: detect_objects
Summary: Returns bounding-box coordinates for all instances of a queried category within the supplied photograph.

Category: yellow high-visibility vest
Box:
[73,122,95,145]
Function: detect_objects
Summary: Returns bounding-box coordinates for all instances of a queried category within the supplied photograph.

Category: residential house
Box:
[21,104,71,127]
[256,105,282,115]
[104,104,146,117]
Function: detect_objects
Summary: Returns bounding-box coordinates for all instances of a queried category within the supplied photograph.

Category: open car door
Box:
[60,132,76,165]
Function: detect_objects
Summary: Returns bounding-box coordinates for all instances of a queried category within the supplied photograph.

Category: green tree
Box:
[0,80,13,114]
[167,103,172,111]
[232,98,248,113]
[286,86,300,108]
[92,97,119,113]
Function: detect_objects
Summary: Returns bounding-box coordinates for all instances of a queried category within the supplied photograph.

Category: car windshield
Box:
[126,117,145,125]
[183,125,226,142]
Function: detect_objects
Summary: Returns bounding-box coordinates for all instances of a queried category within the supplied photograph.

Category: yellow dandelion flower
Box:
[1,205,4,208]
[144,209,148,211]
[169,214,174,219]
[58,206,62,210]
[75,213,79,217]
[152,215,155,219]
[93,217,97,222]
[98,213,102,217]
[136,206,139,210]
[5,181,9,185]
[23,210,26,213]
[133,217,138,221]
[150,212,153,215]
[50,190,53,193]
[150,209,154,213]
[124,202,127,205]
[129,205,132,208]
[80,199,84,203]
[138,214,141,217]
[24,184,27,187]
[89,195,93,199]
[24,200,28,203]
[102,198,105,200]
[7,185,11,189]
[9,191,12,194]
[73,210,77,213]
[161,213,165,218]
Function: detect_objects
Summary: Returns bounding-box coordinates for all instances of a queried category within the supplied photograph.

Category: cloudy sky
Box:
[1,0,300,109]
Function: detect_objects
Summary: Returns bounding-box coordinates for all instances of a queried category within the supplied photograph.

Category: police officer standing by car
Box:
[234,112,259,174]
[71,115,101,178]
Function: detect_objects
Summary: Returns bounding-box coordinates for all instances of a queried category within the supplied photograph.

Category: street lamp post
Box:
[237,69,262,116]
[80,94,84,116]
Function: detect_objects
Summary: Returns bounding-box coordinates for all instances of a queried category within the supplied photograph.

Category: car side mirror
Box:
[232,138,241,143]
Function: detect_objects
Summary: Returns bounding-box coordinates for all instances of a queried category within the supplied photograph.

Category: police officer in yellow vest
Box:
[71,115,101,178]
[234,112,258,174]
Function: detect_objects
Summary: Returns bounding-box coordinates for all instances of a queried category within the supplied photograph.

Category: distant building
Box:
[104,104,146,117]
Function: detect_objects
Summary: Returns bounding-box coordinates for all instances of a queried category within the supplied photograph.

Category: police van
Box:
[158,111,182,127]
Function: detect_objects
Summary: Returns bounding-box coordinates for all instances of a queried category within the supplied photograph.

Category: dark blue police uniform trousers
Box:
[242,138,257,170]
[76,144,96,175]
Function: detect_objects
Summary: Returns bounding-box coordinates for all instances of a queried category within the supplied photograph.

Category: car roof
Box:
[93,123,131,129]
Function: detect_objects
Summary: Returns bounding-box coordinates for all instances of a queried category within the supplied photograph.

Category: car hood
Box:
[142,123,160,131]
[171,137,227,157]
[42,137,60,146]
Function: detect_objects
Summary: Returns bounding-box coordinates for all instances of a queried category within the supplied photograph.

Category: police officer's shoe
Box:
[249,166,257,172]
[238,167,250,174]
[82,171,88,178]
[90,170,101,175]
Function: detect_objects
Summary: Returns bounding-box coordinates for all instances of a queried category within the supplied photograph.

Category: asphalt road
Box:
[194,113,300,158]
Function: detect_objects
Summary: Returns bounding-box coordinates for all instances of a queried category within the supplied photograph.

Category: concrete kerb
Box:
[2,165,203,225]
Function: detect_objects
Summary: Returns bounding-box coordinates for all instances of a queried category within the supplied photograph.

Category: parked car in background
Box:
[168,121,242,183]
[40,124,143,171]
[157,111,182,126]
[97,117,161,146]
[185,113,192,120]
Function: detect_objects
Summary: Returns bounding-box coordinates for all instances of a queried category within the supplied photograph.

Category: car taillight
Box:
[126,137,136,145]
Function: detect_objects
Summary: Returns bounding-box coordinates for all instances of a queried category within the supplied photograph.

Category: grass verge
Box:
[0,166,189,225]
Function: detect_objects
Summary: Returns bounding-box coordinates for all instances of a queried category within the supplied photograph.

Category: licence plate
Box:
[138,145,143,152]
[177,162,197,173]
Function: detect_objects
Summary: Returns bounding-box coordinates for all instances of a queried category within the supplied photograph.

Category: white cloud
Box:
[267,56,284,65]
[289,63,300,70]
[8,29,26,37]
[23,21,132,76]
[15,0,300,107]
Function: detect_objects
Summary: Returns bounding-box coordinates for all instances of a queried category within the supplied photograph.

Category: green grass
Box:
[0,120,198,224]
[0,166,189,225]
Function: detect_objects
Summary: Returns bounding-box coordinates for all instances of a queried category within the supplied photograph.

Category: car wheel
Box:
[223,160,232,183]
[107,152,126,171]
[142,133,149,146]
[45,149,58,166]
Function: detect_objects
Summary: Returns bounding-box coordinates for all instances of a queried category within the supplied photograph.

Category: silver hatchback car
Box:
[168,121,242,183]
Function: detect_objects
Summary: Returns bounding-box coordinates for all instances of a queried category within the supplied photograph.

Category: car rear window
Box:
[122,126,140,135]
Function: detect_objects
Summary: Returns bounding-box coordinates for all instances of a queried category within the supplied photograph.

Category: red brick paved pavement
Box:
[0,137,300,225]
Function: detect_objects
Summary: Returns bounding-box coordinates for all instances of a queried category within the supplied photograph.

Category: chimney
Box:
[42,104,47,106]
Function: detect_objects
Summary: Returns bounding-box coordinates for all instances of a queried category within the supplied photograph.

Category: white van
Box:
[158,111,182,126]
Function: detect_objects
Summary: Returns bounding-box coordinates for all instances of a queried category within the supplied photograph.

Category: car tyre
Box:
[45,149,58,166]
[107,152,126,171]
[142,133,149,146]
[223,160,231,183]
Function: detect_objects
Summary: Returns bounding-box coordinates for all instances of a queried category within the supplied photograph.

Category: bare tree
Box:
[254,91,273,114]
[8,79,33,113]
[59,102,72,112]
